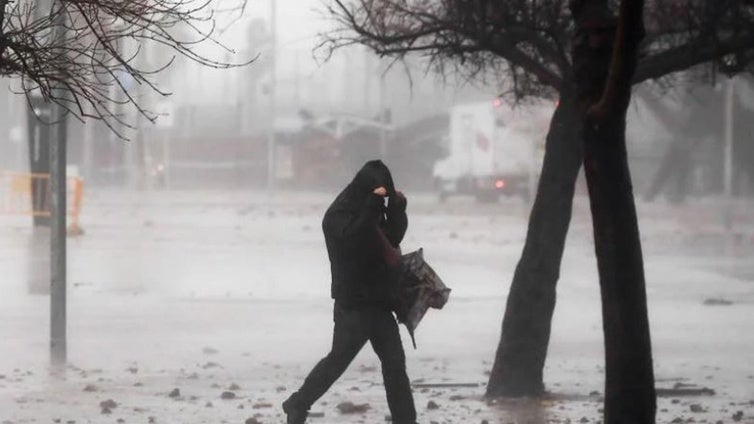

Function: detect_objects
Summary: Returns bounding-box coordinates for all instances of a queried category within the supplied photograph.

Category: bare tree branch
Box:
[588,0,646,119]
[635,32,754,83]
[322,0,754,102]
[321,0,572,101]
[1,0,252,137]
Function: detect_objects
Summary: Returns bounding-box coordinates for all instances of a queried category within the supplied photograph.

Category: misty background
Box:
[2,0,752,194]
[1,1,753,423]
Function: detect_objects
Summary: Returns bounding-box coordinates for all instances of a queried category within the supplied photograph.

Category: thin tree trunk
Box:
[572,0,656,421]
[486,89,583,398]
[582,113,656,423]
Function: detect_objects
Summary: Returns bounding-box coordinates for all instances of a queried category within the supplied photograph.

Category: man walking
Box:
[283,160,417,424]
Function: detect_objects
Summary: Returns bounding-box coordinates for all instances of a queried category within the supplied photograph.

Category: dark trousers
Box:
[286,302,417,424]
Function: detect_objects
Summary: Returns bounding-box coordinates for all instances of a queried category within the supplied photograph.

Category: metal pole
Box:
[528,135,538,205]
[723,77,735,230]
[49,102,67,366]
[294,51,301,106]
[266,0,277,194]
[82,120,94,180]
[50,0,68,367]
[163,131,170,189]
[364,49,371,115]
[379,72,387,159]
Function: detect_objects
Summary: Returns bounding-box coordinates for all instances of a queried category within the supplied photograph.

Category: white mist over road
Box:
[1,190,753,423]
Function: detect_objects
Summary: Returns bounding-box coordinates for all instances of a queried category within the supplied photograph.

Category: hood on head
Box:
[351,160,395,197]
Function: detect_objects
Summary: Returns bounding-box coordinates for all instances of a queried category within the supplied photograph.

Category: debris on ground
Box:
[336,401,371,414]
[82,384,98,392]
[99,399,117,414]
[703,298,734,306]
[657,382,715,397]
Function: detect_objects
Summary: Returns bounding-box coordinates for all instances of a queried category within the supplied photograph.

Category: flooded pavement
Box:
[0,190,752,423]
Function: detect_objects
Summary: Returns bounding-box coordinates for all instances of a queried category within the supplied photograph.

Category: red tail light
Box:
[494,179,505,189]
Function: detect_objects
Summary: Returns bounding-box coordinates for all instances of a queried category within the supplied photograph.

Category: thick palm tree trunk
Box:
[486,89,583,397]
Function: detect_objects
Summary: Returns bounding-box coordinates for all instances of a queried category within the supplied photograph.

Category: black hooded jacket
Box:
[322,160,408,308]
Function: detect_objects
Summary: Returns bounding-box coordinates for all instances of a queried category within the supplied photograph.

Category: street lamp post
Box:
[49,0,69,367]
[266,0,277,194]
[723,77,735,230]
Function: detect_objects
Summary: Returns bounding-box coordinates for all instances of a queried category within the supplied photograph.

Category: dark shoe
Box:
[282,398,308,424]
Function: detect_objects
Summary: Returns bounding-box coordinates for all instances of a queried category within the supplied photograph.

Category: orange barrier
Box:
[0,171,84,235]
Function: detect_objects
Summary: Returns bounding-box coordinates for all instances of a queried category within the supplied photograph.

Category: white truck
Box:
[433,99,553,202]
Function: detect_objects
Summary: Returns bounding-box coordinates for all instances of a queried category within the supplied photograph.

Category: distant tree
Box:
[639,80,754,202]
[324,0,754,399]
[0,0,250,135]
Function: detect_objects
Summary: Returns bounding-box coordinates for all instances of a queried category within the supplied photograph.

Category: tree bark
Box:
[572,0,656,421]
[582,114,656,424]
[486,88,583,398]
[488,4,657,420]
